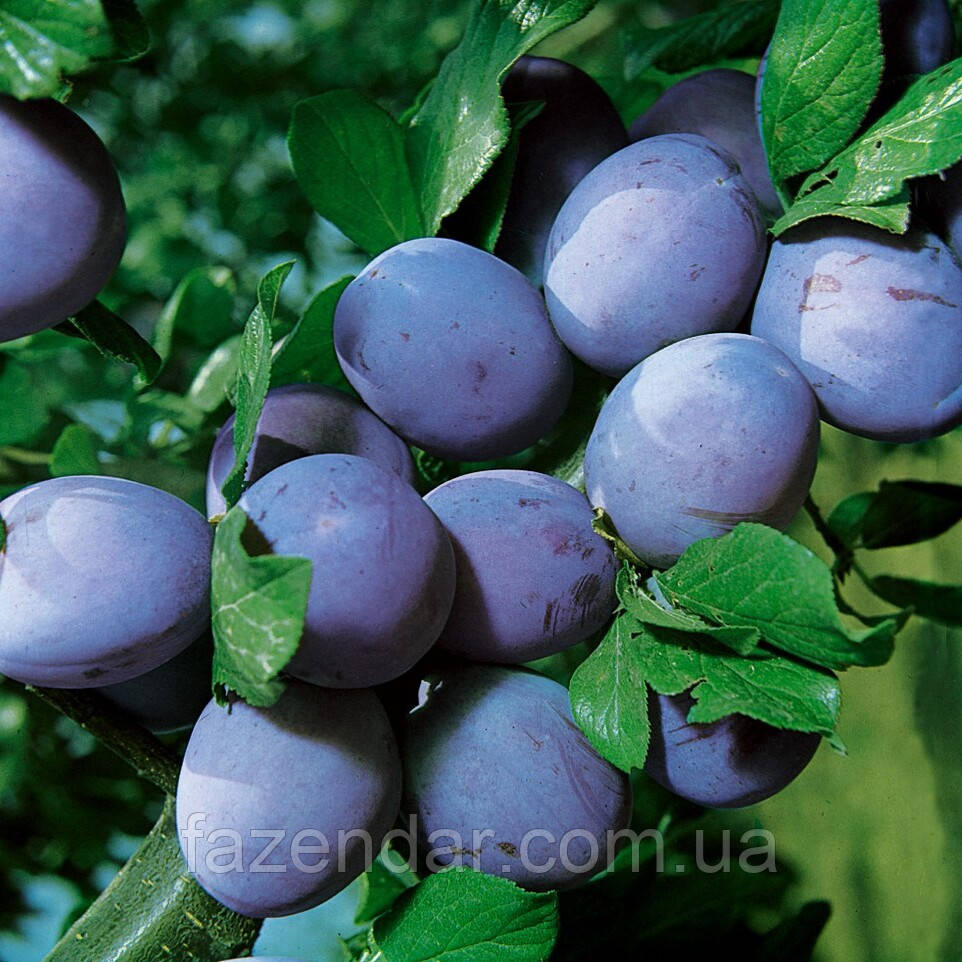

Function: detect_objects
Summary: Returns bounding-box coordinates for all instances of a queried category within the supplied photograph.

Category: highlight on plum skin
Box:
[236,453,456,689]
[0,95,126,342]
[424,469,617,664]
[644,688,822,809]
[400,663,633,892]
[543,133,767,378]
[176,682,402,919]
[333,236,573,461]
[584,332,820,569]
[0,475,211,689]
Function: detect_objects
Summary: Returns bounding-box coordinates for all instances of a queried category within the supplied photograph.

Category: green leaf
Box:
[761,0,881,187]
[187,334,242,413]
[58,301,163,385]
[270,275,354,390]
[220,261,293,510]
[355,850,420,926]
[568,614,650,773]
[636,627,841,735]
[50,424,101,476]
[869,574,962,626]
[830,480,962,550]
[0,358,49,445]
[152,266,237,364]
[43,798,260,962]
[623,0,779,80]
[406,0,597,234]
[774,60,962,232]
[289,91,423,257]
[656,523,898,669]
[618,566,761,656]
[210,505,312,707]
[771,191,911,236]
[371,870,558,962]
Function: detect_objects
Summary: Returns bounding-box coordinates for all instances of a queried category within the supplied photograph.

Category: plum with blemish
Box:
[751,218,962,441]
[424,469,616,663]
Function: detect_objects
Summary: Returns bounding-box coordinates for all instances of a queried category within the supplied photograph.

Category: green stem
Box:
[26,685,181,796]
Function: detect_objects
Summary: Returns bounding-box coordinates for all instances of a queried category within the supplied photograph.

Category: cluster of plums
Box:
[0,0,959,929]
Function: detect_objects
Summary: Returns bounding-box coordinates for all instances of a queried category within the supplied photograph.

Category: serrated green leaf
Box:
[43,798,260,962]
[618,566,761,656]
[869,574,962,626]
[58,301,163,385]
[773,60,962,233]
[761,0,881,186]
[656,523,898,669]
[406,0,597,234]
[220,261,293,510]
[289,91,423,257]
[569,614,650,773]
[0,357,49,445]
[270,275,354,390]
[771,191,911,236]
[210,506,312,707]
[831,480,962,549]
[49,423,100,476]
[371,870,558,962]
[636,628,841,734]
[153,266,237,364]
[623,0,779,80]
[355,850,420,925]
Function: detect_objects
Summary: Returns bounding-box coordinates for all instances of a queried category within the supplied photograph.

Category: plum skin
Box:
[645,689,821,808]
[333,237,573,461]
[543,134,767,378]
[176,682,401,918]
[0,95,126,342]
[400,664,632,891]
[629,68,781,220]
[584,333,819,569]
[750,218,962,442]
[493,55,628,283]
[0,476,211,688]
[237,453,455,688]
[205,381,415,518]
[424,469,616,663]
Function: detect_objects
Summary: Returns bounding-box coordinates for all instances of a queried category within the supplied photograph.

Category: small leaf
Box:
[0,358,49,445]
[771,191,911,236]
[355,850,420,925]
[569,614,650,773]
[152,266,237,364]
[406,0,597,234]
[371,870,558,962]
[831,480,962,549]
[869,575,962,626]
[656,523,898,669]
[289,91,423,257]
[761,0,881,186]
[623,0,779,80]
[187,335,242,413]
[50,423,101,476]
[270,275,354,390]
[59,300,163,384]
[220,262,293,510]
[210,506,312,707]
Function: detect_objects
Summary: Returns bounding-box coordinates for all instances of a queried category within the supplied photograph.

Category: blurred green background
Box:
[0,0,960,959]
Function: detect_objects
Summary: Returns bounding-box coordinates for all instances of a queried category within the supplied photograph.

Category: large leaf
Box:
[761,0,881,187]
[289,91,423,257]
[406,0,597,234]
[371,871,558,962]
